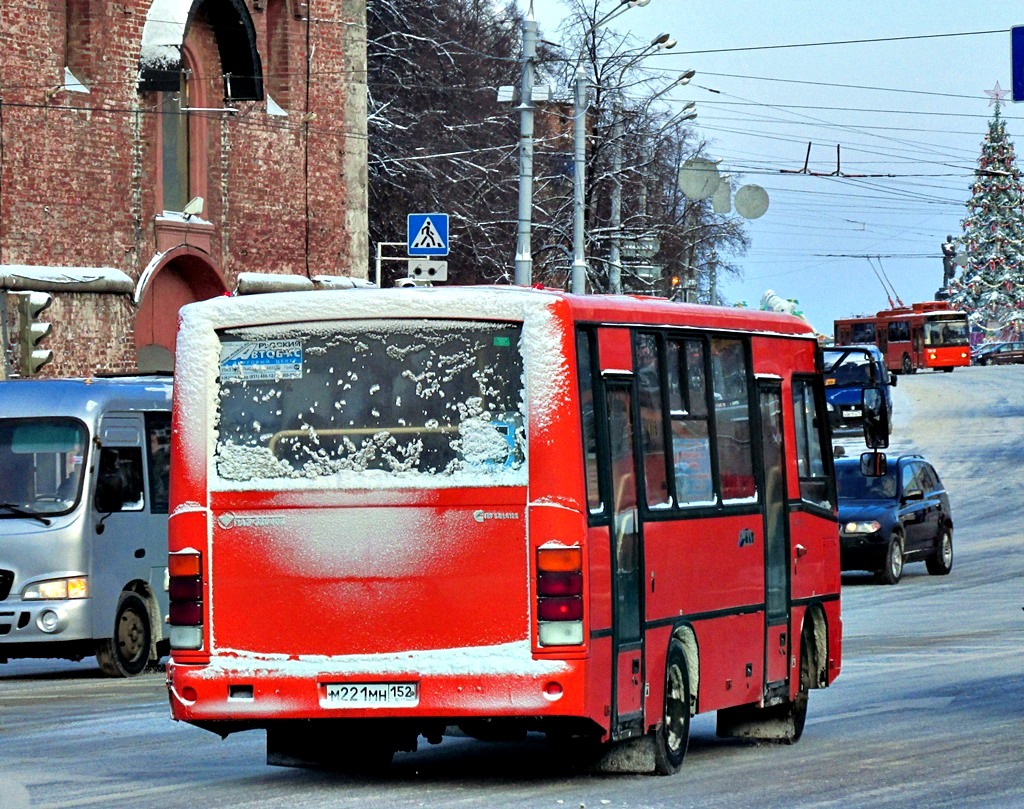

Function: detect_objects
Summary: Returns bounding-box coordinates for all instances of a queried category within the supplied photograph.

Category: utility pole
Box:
[514,12,538,287]
[571,68,588,295]
[0,293,9,380]
[609,95,624,295]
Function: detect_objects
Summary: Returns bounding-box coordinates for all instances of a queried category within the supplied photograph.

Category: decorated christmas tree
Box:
[948,84,1024,338]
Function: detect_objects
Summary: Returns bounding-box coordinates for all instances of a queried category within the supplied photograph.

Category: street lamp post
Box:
[572,12,686,295]
[607,71,696,295]
[571,68,589,294]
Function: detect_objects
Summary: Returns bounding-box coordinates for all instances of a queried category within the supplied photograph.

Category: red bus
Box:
[834,301,970,374]
[166,287,842,775]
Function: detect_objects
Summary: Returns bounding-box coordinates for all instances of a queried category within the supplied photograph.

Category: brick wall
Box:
[0,0,368,378]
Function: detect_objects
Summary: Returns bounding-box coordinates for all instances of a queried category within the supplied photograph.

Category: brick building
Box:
[0,0,367,376]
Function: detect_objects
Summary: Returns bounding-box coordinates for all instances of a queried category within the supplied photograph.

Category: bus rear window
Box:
[214,320,525,486]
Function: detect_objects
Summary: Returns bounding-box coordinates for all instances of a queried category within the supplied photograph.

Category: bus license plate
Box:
[324,682,419,708]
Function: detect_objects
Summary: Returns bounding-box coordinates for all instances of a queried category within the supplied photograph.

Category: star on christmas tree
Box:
[985,81,1010,106]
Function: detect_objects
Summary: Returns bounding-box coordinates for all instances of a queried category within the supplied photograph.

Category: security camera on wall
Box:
[182,197,204,218]
[394,278,420,288]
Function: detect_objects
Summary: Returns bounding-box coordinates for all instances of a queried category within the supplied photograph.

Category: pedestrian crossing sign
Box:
[407,213,449,256]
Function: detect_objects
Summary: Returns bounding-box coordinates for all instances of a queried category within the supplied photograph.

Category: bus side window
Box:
[666,339,713,506]
[635,333,670,509]
[94,447,145,513]
[576,330,604,515]
[792,378,833,509]
[710,338,755,502]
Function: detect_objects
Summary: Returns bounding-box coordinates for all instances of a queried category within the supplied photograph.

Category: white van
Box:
[0,376,172,676]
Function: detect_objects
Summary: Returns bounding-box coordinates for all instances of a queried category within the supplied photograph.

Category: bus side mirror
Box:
[860,451,887,477]
[862,387,889,449]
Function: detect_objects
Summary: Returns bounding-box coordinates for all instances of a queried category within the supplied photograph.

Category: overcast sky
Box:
[518,1,1024,335]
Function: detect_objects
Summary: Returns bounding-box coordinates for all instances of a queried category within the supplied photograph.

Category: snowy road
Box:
[2,365,1023,808]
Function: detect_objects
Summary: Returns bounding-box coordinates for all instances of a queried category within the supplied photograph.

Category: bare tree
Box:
[367,0,526,284]
[531,0,749,297]
[367,0,748,298]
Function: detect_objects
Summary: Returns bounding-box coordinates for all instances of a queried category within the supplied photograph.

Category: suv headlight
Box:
[842,521,881,535]
[23,577,89,600]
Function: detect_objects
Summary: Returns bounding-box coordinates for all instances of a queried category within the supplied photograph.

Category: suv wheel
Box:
[926,527,953,575]
[877,534,903,585]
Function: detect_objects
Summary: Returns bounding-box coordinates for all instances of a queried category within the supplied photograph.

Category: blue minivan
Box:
[823,345,895,437]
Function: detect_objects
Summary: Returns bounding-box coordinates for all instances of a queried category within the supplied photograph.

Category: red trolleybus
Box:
[834,301,970,374]
[166,287,843,775]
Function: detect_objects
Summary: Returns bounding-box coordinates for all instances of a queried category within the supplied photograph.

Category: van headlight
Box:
[23,577,89,600]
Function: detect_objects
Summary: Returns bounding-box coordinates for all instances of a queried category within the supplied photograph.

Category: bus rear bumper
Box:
[167,655,589,725]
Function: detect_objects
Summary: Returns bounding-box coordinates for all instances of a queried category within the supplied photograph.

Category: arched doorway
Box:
[135,248,228,372]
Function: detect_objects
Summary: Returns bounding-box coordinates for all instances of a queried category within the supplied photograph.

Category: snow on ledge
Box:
[200,640,569,678]
[234,272,377,295]
[1,265,134,294]
[139,0,191,71]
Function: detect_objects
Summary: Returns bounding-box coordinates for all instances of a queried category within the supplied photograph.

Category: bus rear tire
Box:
[96,592,151,677]
[653,640,691,776]
[901,354,913,375]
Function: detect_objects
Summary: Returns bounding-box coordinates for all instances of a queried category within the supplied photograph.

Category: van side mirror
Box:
[94,478,126,515]
[889,373,897,387]
[862,387,889,449]
[860,451,887,477]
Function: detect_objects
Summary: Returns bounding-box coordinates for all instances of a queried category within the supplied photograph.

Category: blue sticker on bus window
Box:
[220,340,303,382]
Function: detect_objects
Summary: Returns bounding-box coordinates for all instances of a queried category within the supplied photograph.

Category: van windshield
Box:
[0,418,89,516]
[823,349,875,388]
[214,319,526,488]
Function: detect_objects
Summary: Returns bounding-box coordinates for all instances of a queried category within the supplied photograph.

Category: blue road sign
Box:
[1014,26,1024,102]
[407,213,449,256]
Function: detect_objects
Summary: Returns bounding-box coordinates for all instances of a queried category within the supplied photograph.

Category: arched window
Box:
[157,46,207,213]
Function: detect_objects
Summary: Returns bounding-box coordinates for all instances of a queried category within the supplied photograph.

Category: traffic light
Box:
[16,292,53,376]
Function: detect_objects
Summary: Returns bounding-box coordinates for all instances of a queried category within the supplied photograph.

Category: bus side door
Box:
[603,381,646,739]
[757,382,791,690]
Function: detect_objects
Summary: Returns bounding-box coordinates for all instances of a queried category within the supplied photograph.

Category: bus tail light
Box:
[537,545,583,647]
[168,551,203,650]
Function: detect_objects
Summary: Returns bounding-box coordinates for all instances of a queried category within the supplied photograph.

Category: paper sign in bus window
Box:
[220,340,303,382]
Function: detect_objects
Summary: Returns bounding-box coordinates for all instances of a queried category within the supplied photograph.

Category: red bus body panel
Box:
[167,288,840,750]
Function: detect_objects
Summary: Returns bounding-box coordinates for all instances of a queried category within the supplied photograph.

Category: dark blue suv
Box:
[823,346,895,437]
[835,454,954,584]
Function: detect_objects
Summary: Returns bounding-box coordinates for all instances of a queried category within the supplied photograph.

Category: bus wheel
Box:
[926,527,954,576]
[876,534,903,585]
[901,354,913,375]
[653,640,691,776]
[96,592,152,677]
